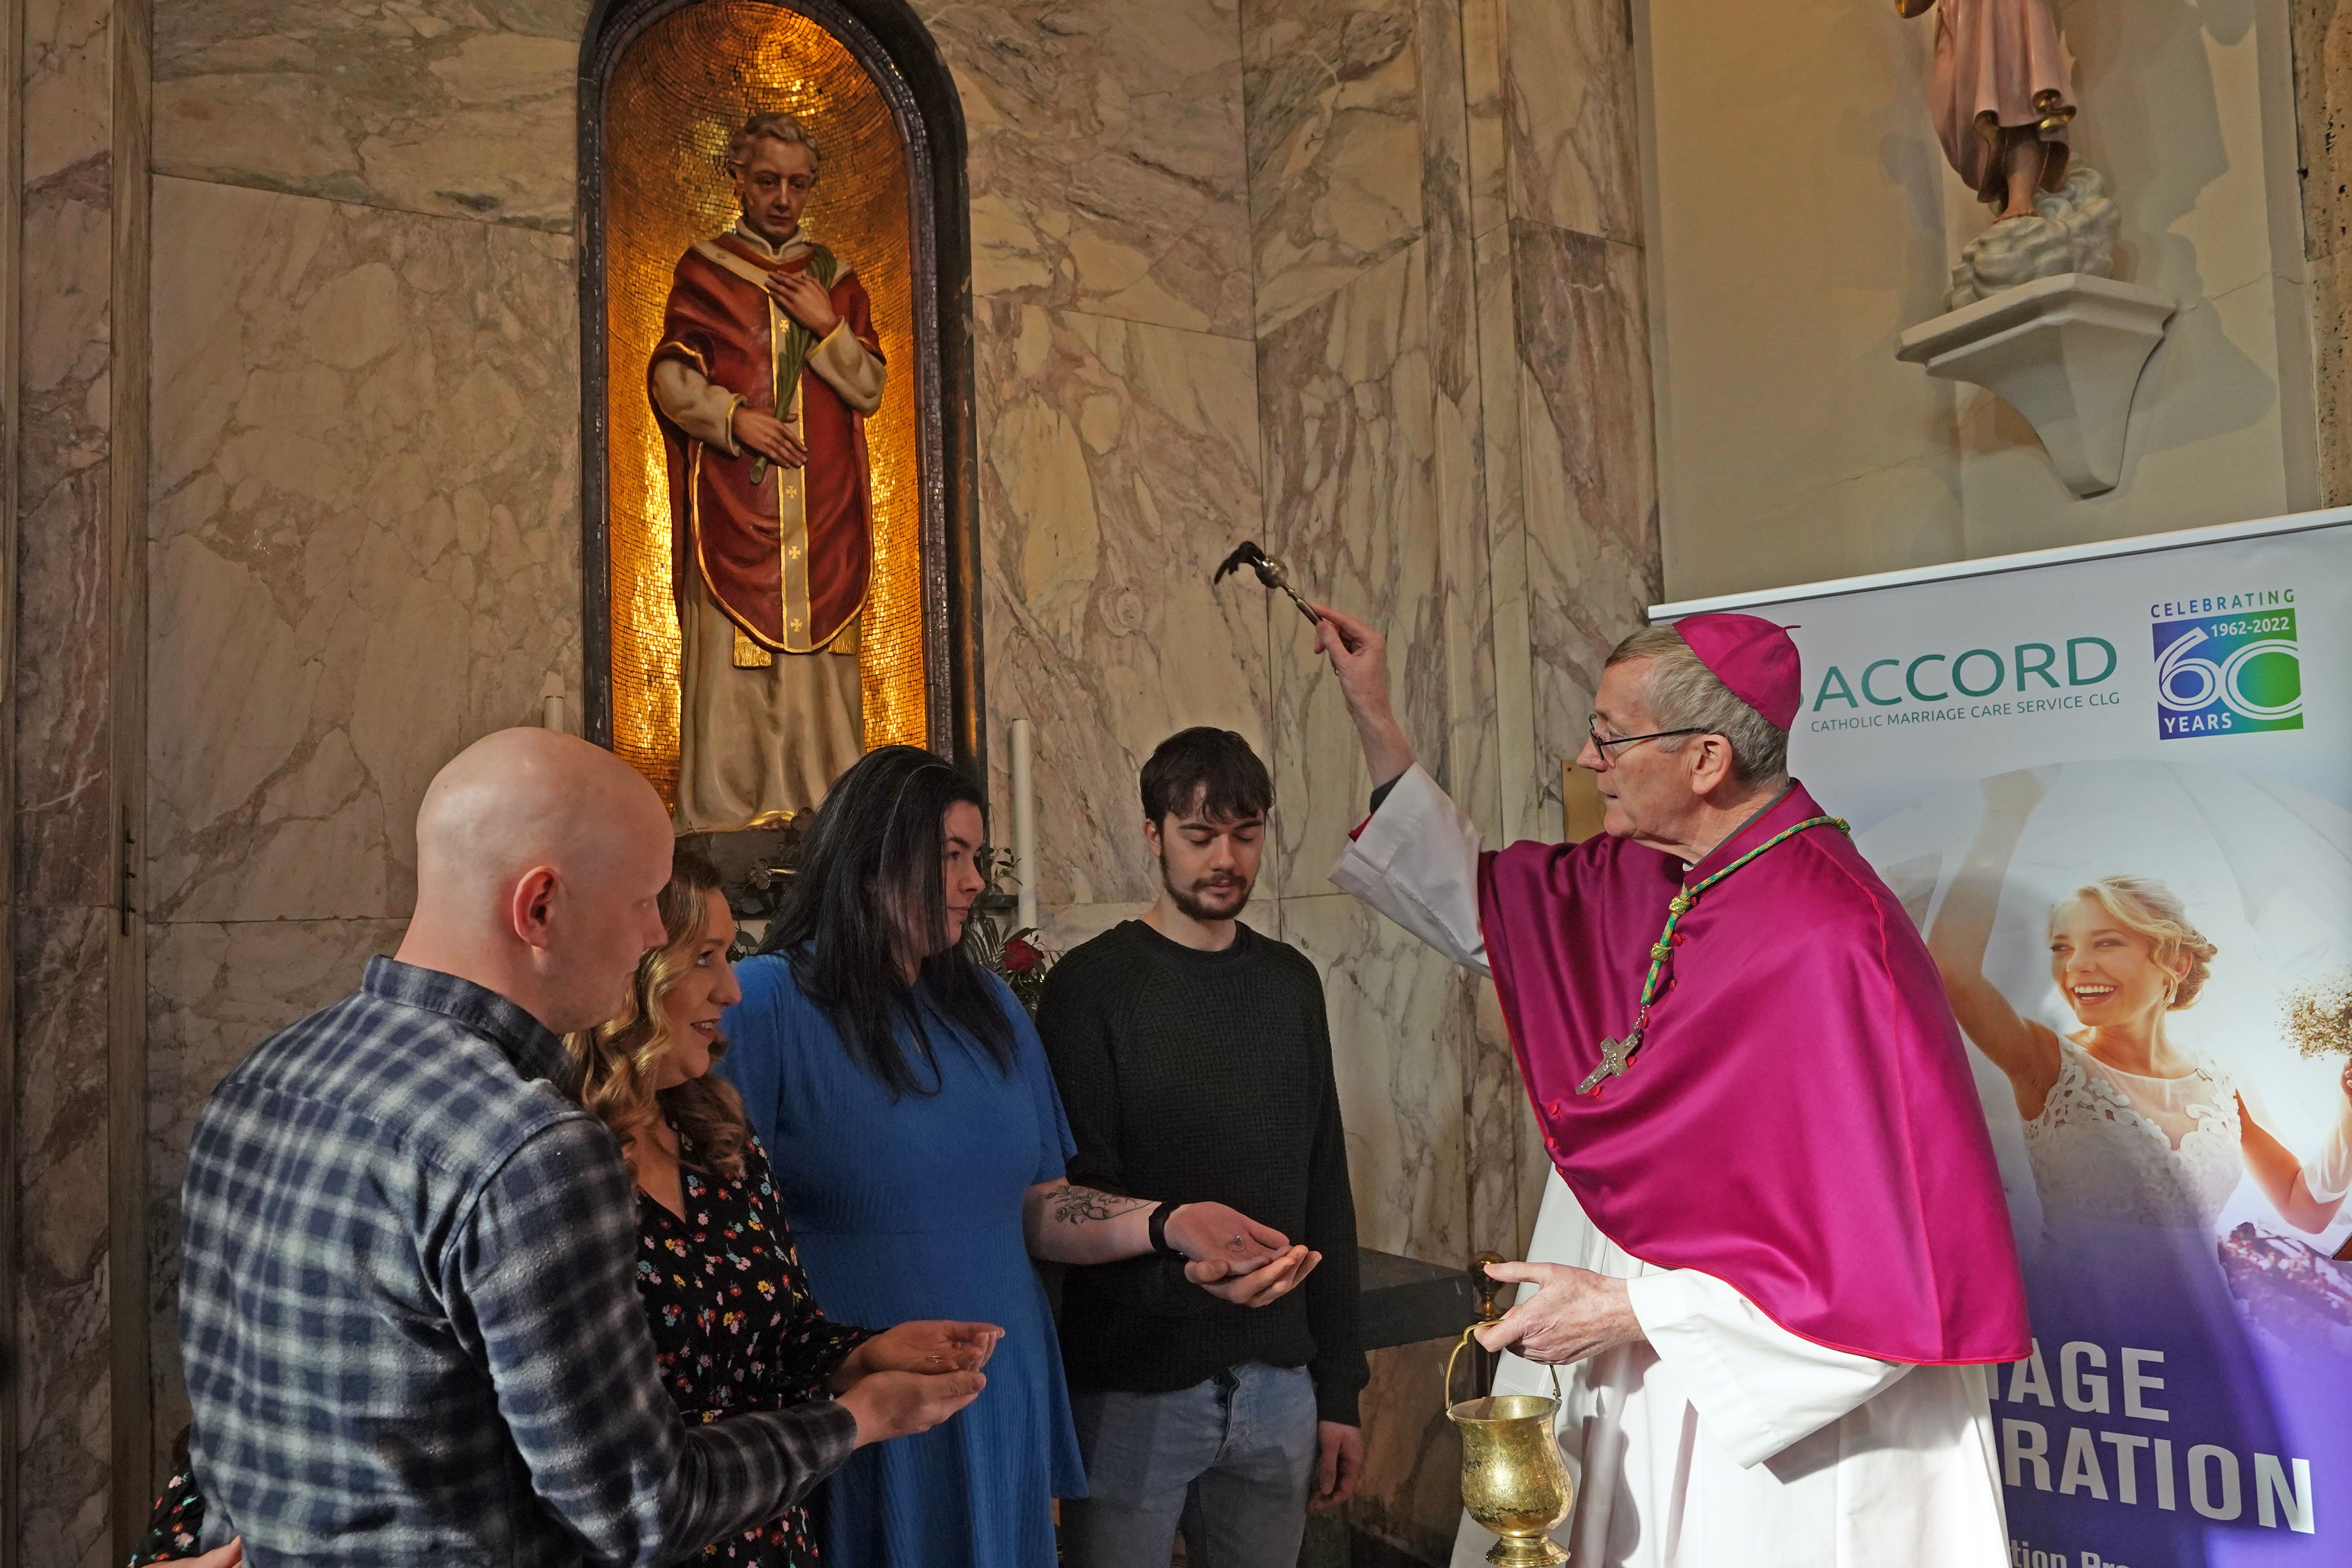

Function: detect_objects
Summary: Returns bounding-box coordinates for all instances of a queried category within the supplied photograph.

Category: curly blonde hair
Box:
[2061,875,2218,1011]
[564,847,752,1181]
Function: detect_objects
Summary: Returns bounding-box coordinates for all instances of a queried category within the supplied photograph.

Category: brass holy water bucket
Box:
[1445,1326,1573,1566]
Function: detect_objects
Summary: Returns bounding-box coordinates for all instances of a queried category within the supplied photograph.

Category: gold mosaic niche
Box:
[604,0,926,805]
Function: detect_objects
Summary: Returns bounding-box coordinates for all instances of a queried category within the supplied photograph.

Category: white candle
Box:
[540,673,566,735]
[1011,718,1037,932]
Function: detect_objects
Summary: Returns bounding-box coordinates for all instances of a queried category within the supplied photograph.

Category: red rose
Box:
[1002,937,1041,974]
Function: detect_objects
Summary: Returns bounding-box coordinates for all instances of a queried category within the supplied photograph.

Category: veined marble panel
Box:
[1418,0,1500,845]
[1513,220,1656,795]
[1467,977,1534,1255]
[1278,892,1469,1261]
[144,917,410,1460]
[1259,243,1438,899]
[2300,0,2352,259]
[975,297,1271,908]
[153,0,581,231]
[2316,243,2352,503]
[1473,223,1539,845]
[2300,3,2352,503]
[1459,0,1506,240]
[17,151,116,912]
[1241,0,1424,333]
[1351,1338,1466,1563]
[1503,0,1640,244]
[13,906,116,1568]
[147,176,582,923]
[25,0,112,185]
[918,0,1254,339]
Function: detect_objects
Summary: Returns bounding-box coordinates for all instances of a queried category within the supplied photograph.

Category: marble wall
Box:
[3,0,1656,1560]
[2297,0,2352,503]
[12,0,143,1555]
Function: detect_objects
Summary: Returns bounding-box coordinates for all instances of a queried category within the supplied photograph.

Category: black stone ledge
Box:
[1356,1248,1483,1352]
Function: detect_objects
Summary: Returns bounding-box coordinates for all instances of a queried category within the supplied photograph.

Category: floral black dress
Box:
[641,1133,878,1568]
[130,1133,872,1568]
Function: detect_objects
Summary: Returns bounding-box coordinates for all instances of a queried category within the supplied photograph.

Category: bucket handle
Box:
[1444,1323,1562,1410]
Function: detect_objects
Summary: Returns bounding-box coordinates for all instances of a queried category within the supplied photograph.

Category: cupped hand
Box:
[730,407,808,468]
[1161,1200,1288,1272]
[160,1541,243,1567]
[1473,1260,1643,1365]
[768,270,842,336]
[845,1319,1004,1383]
[1188,1244,1321,1307]
[838,1368,986,1447]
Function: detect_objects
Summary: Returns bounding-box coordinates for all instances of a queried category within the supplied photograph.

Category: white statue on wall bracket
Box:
[1892,0,2174,498]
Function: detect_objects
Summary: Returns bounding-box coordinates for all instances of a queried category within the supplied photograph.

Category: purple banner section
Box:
[1692,512,2352,1568]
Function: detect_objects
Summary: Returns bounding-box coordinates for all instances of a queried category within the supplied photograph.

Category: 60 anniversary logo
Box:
[2152,595,2302,739]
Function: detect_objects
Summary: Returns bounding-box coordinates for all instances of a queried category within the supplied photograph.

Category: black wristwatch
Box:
[1147,1201,1187,1258]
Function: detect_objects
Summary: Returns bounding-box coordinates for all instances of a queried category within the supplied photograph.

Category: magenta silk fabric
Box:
[1477,783,2031,1365]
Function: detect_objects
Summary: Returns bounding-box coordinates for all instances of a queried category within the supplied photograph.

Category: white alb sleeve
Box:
[1326,763,1490,975]
[1624,1269,1913,1468]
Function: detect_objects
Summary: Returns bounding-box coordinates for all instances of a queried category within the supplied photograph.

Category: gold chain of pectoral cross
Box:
[1576,815,1850,1095]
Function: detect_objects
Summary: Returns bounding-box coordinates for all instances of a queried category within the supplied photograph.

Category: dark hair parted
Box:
[757,745,1015,1098]
[1139,727,1273,826]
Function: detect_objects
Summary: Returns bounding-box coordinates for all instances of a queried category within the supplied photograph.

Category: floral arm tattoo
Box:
[1049,1185,1155,1225]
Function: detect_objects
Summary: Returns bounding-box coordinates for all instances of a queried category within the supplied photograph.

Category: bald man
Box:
[175,731,980,1566]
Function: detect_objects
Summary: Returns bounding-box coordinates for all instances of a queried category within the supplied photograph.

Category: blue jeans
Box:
[1062,1363,1320,1568]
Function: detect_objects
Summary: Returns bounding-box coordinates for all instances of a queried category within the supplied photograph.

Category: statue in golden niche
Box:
[650,112,886,831]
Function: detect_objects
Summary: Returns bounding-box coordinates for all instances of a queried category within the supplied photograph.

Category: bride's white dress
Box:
[2023,1035,2243,1233]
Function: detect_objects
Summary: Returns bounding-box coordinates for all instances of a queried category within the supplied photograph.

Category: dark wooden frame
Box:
[576,0,984,784]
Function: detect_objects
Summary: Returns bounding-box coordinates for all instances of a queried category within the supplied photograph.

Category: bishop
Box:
[1313,606,2031,1568]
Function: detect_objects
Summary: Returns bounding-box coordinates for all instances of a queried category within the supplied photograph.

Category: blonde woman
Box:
[1929,772,2351,1236]
[565,846,1005,1568]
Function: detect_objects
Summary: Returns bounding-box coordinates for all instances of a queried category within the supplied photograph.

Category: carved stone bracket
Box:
[1897,272,2176,497]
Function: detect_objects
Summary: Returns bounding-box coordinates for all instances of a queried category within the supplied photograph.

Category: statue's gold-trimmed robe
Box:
[650,223,885,830]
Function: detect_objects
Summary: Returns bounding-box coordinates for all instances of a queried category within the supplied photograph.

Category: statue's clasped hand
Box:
[767,270,842,337]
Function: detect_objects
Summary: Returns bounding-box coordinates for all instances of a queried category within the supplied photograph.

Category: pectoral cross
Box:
[1578,1029,1641,1095]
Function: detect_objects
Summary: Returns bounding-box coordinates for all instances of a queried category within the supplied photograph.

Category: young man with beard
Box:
[1038,728,1366,1567]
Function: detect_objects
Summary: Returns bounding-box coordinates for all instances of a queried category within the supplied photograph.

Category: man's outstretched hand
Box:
[1162,1200,1287,1272]
[1187,1245,1322,1307]
[1308,603,1414,784]
[1474,1260,1645,1365]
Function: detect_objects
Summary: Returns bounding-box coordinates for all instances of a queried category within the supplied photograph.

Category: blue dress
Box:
[717,955,1085,1568]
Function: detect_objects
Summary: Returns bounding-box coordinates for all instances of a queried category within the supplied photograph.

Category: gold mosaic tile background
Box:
[604,0,926,802]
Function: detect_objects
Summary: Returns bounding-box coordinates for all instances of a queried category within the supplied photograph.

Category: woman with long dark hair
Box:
[718,746,1317,1568]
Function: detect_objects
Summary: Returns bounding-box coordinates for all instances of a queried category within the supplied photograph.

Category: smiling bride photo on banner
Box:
[1925,768,2352,1253]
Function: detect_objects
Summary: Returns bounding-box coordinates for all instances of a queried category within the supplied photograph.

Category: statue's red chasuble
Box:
[649,233,883,652]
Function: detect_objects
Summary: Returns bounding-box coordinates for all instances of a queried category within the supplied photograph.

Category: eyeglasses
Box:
[1585,715,1705,763]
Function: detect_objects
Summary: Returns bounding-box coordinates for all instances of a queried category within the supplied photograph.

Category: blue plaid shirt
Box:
[178,957,856,1565]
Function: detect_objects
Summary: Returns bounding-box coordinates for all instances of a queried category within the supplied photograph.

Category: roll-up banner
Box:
[1656,510,2352,1568]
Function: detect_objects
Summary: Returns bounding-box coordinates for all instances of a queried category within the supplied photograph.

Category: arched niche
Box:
[577,0,982,801]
